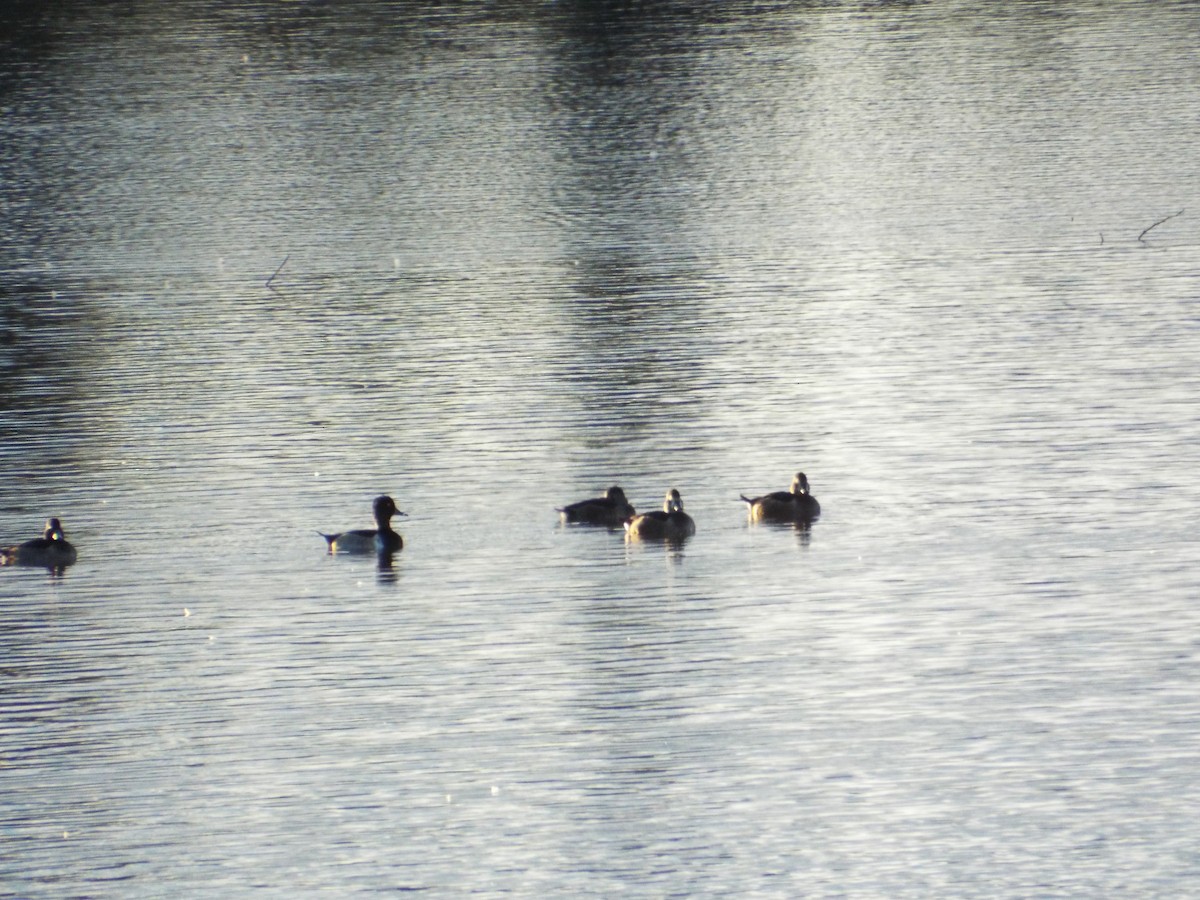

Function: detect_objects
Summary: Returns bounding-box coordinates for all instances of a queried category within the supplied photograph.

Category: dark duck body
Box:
[741,472,821,523]
[1,517,78,569]
[625,489,696,541]
[320,495,405,554]
[558,486,636,527]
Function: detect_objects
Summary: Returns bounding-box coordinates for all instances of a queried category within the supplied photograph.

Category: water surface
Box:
[2,2,1199,896]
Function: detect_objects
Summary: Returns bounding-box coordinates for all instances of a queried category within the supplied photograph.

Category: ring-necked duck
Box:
[625,488,696,541]
[320,495,405,554]
[557,486,637,527]
[741,472,821,523]
[1,517,78,568]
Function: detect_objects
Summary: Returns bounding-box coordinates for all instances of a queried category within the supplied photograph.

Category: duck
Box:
[557,486,636,527]
[741,472,821,523]
[625,488,696,541]
[1,517,78,568]
[319,495,405,554]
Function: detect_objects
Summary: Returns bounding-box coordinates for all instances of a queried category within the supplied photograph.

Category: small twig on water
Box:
[266,254,290,289]
[1138,209,1184,243]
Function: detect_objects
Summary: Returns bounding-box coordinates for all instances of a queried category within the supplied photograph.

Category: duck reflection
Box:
[375,551,400,584]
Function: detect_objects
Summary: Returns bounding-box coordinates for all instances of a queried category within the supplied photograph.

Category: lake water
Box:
[2,1,1199,896]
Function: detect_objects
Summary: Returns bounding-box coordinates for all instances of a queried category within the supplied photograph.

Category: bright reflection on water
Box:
[2,1,1199,896]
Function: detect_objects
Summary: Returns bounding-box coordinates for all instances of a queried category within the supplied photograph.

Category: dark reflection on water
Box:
[3,0,1200,895]
[557,258,718,441]
[374,552,400,584]
[749,517,815,549]
[0,281,92,468]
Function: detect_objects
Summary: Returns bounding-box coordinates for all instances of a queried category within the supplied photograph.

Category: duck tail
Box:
[317,531,337,548]
[739,495,754,505]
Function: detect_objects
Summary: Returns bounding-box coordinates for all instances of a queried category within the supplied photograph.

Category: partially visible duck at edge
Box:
[558,485,637,528]
[625,488,696,541]
[741,472,821,523]
[320,495,405,554]
[1,517,78,569]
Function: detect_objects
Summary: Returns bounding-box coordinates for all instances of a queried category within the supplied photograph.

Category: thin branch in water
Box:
[266,254,290,289]
[1138,209,1184,243]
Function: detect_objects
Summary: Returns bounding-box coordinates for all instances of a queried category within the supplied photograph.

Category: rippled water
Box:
[3,2,1199,896]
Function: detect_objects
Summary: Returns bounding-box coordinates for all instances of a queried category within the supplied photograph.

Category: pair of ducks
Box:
[558,472,821,539]
[1,501,407,569]
[2,500,406,569]
[559,486,694,540]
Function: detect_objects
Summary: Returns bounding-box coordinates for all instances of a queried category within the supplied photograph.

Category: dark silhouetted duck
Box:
[741,472,821,523]
[625,488,695,541]
[1,517,78,569]
[557,486,636,527]
[320,495,405,554]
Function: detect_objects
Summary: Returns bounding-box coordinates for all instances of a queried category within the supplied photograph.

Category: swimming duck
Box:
[558,486,637,527]
[0,517,78,568]
[625,488,696,541]
[320,495,405,554]
[741,472,821,523]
